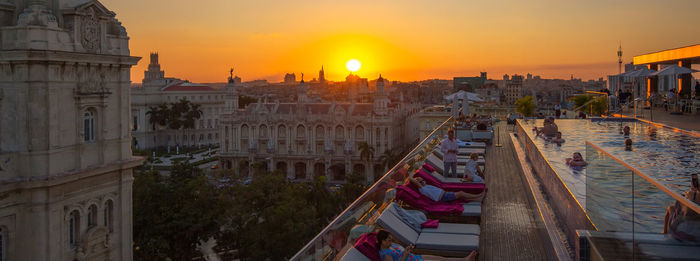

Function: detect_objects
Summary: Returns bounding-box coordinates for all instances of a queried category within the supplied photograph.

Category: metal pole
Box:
[495,124,502,147]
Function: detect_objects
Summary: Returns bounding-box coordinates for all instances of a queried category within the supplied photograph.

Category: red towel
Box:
[421,219,439,228]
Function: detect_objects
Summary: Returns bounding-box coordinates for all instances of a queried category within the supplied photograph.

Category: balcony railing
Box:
[581,141,700,260]
[291,116,454,261]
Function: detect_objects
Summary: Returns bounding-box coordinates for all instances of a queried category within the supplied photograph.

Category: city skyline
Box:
[104,0,700,83]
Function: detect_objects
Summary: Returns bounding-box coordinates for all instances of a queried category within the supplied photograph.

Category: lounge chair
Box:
[457,140,487,148]
[433,150,485,164]
[340,247,371,261]
[414,167,486,190]
[395,185,481,218]
[376,203,479,255]
[385,203,480,235]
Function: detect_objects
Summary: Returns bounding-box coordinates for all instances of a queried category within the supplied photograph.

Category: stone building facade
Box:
[0,0,140,260]
[218,75,421,183]
[131,53,227,149]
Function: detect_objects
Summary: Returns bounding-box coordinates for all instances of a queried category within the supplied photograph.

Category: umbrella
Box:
[626,68,656,99]
[651,65,699,93]
[444,90,484,102]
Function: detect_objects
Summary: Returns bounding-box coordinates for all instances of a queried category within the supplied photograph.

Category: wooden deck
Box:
[479,122,547,260]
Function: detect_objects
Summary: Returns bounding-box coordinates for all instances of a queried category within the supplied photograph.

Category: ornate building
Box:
[131,53,228,149]
[218,74,421,183]
[0,0,140,259]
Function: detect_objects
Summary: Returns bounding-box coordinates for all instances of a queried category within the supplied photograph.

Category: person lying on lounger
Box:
[409,177,484,202]
[376,230,477,261]
[461,153,484,183]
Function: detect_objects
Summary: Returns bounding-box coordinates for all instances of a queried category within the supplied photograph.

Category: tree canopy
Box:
[133,163,367,260]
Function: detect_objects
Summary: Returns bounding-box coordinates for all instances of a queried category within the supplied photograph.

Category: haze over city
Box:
[104,0,700,83]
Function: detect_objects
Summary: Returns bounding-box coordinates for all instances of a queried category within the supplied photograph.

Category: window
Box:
[208,119,212,128]
[88,205,97,228]
[132,115,138,131]
[83,109,95,142]
[208,134,212,140]
[69,210,80,248]
[199,120,204,129]
[183,135,187,141]
[199,134,204,141]
[215,133,219,139]
[200,96,203,100]
[215,119,219,128]
[104,200,113,233]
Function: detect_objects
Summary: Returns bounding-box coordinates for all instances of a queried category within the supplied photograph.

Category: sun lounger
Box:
[414,167,486,191]
[471,130,493,144]
[457,148,486,156]
[376,204,479,254]
[433,150,485,165]
[395,185,481,217]
[457,140,487,148]
[340,247,371,261]
[385,203,480,235]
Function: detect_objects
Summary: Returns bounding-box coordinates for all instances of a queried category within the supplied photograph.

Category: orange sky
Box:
[102,0,700,83]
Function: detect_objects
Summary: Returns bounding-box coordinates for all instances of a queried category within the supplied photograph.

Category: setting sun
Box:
[346,59,361,72]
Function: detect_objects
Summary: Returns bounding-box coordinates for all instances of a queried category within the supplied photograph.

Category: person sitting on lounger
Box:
[409,177,484,202]
[462,153,484,183]
[663,174,700,242]
[565,152,587,167]
[376,230,477,261]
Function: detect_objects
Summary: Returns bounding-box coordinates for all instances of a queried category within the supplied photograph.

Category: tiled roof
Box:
[162,82,216,92]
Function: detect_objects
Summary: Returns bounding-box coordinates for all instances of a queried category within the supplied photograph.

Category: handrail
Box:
[572,91,608,113]
[586,141,700,214]
[290,115,455,260]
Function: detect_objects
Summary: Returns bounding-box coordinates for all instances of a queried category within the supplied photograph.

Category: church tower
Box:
[297,73,308,103]
[319,66,326,85]
[0,1,140,260]
[226,68,239,112]
[143,52,165,83]
[373,74,390,116]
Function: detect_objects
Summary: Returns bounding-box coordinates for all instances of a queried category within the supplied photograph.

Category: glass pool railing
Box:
[582,141,700,260]
[291,116,455,261]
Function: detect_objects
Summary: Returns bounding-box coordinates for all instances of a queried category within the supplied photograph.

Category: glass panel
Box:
[292,116,454,260]
[583,142,700,261]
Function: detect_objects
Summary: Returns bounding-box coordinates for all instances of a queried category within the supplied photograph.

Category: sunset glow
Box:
[346,59,361,72]
[100,0,700,83]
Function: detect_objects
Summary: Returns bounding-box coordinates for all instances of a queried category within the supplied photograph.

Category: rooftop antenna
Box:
[617,42,623,75]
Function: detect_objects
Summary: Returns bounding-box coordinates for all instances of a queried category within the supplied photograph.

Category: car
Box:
[210,164,219,169]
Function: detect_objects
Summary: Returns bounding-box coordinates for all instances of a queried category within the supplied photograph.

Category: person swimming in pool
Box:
[565,152,587,167]
[620,126,631,136]
[548,131,565,144]
[625,138,633,151]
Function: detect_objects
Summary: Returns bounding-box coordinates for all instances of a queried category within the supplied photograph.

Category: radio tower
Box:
[617,43,623,74]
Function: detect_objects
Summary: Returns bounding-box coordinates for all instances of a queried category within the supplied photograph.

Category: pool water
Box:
[519,119,700,232]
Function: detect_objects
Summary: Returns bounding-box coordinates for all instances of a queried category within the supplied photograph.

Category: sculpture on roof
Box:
[228,67,234,84]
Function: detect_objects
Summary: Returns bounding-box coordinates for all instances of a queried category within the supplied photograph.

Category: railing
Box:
[581,141,700,260]
[291,116,455,261]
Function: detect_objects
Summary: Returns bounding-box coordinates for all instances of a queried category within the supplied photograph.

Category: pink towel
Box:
[396,185,465,216]
[354,233,381,261]
[421,219,439,228]
[414,169,485,194]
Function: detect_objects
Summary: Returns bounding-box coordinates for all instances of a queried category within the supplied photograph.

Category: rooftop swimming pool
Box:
[518,118,700,232]
[519,119,699,201]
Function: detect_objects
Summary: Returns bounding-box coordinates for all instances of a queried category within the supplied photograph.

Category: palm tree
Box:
[379,149,397,172]
[146,104,169,147]
[358,142,375,162]
[183,103,202,147]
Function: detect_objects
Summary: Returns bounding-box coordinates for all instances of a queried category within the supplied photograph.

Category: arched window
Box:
[104,200,114,233]
[241,125,249,138]
[278,125,286,138]
[88,205,97,228]
[83,109,96,142]
[296,125,306,139]
[69,210,80,248]
[315,125,324,140]
[355,125,364,140]
[335,125,344,140]
[259,125,268,138]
